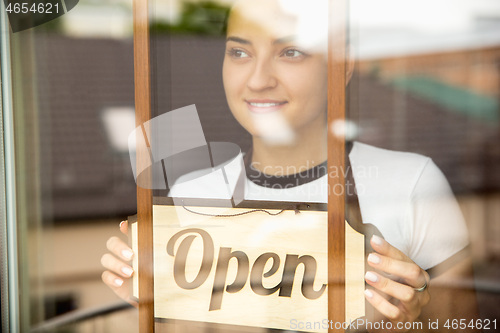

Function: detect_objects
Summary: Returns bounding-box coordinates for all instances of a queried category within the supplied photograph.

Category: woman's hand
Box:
[101,221,138,307]
[364,235,430,332]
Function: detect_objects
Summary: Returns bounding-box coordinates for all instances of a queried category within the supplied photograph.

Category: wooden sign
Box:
[131,203,365,332]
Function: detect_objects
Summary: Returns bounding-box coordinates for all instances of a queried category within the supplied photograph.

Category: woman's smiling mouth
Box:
[246,100,288,113]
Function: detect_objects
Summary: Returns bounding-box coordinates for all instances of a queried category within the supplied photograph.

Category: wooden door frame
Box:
[328,0,348,331]
[133,0,154,332]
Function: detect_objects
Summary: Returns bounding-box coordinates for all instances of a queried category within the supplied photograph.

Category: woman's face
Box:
[222,0,328,144]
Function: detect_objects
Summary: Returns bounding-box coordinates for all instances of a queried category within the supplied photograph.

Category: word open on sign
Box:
[166,228,327,311]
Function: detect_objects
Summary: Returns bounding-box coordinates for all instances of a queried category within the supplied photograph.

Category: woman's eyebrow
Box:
[226,36,251,45]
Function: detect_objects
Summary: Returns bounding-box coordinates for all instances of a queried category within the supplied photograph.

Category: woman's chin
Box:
[250,112,297,145]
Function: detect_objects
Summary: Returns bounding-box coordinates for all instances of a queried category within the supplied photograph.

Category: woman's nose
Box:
[247,58,278,91]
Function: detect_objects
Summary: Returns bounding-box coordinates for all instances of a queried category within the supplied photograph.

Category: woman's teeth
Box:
[249,102,285,107]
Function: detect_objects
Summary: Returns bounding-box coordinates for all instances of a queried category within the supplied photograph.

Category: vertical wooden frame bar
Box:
[133,0,154,332]
[328,0,347,332]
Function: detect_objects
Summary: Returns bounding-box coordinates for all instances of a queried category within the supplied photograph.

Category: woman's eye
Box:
[282,49,306,59]
[227,48,249,59]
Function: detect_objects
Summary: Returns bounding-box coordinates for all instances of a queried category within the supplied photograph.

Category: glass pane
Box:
[2,0,499,332]
[145,0,338,331]
[350,0,500,328]
[3,0,138,331]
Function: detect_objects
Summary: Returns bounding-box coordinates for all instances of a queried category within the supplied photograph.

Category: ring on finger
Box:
[414,280,428,292]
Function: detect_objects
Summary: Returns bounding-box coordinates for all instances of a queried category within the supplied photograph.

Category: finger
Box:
[106,236,134,261]
[102,270,125,288]
[367,253,428,288]
[101,271,138,307]
[101,253,134,278]
[370,235,407,262]
[364,288,402,321]
[119,220,128,235]
[365,271,419,307]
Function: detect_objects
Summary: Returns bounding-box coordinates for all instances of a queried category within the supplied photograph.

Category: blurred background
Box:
[1,0,499,332]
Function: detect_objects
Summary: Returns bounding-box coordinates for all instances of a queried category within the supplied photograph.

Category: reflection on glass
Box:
[2,0,499,332]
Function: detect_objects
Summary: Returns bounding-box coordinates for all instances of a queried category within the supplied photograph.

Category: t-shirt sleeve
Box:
[408,158,469,271]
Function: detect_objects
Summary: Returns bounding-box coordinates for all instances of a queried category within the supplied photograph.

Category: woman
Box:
[102,0,472,330]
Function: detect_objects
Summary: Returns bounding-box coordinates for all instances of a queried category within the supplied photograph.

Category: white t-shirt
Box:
[351,142,469,270]
[170,141,469,270]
